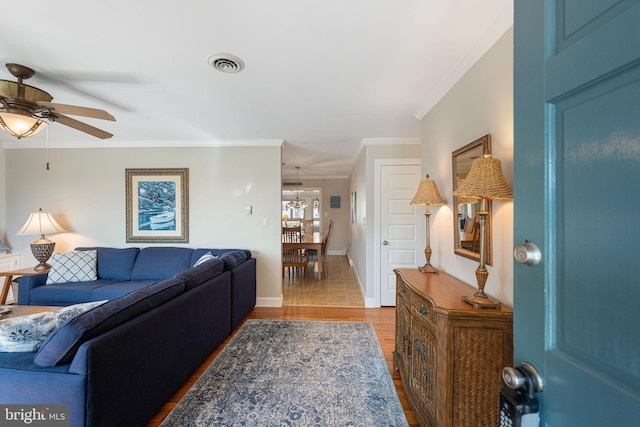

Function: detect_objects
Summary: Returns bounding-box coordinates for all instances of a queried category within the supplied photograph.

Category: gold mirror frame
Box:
[452,134,492,265]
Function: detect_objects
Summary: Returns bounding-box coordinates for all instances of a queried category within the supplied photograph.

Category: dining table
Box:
[283,231,325,279]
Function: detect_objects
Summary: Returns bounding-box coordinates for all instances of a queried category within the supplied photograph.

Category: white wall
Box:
[350,139,421,306]
[2,143,284,305]
[419,27,514,305]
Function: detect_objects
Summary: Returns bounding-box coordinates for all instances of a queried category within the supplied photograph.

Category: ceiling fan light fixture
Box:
[0,110,47,138]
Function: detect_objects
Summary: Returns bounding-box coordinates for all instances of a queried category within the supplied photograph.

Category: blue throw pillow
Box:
[33,278,185,367]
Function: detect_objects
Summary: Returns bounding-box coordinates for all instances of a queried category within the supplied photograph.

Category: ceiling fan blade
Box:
[37,101,115,121]
[53,114,113,139]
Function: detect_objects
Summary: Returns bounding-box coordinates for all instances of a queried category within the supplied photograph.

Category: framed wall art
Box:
[125,168,189,243]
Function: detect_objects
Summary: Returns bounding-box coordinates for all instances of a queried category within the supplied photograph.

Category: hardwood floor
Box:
[147,256,418,426]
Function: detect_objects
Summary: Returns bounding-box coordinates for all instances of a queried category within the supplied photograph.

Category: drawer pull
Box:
[420,306,429,316]
[400,286,406,294]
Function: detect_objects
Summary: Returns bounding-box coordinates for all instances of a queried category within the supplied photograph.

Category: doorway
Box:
[375,160,422,306]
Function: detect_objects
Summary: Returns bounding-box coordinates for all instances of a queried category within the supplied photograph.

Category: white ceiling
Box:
[0,0,512,179]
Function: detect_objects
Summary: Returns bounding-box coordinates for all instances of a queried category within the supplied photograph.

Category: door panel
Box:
[514,0,640,425]
[379,164,421,306]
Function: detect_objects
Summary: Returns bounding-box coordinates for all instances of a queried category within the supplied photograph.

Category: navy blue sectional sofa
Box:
[1,246,256,427]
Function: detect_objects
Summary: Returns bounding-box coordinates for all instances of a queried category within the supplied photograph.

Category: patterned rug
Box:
[160,319,408,426]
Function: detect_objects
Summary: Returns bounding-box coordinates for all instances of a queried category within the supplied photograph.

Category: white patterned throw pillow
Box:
[0,311,57,352]
[0,301,107,353]
[193,251,217,267]
[55,300,108,327]
[46,250,98,284]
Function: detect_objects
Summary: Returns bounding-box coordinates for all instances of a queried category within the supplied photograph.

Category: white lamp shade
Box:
[16,209,66,236]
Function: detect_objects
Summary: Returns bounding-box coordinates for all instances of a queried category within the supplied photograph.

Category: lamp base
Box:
[462,294,502,309]
[30,240,55,271]
[418,263,439,274]
[34,262,52,271]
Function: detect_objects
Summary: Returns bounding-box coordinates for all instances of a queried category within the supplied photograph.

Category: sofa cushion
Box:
[76,247,140,280]
[33,277,185,367]
[46,250,98,284]
[130,247,194,280]
[176,258,224,290]
[89,280,159,300]
[190,249,251,267]
[219,250,249,270]
[28,279,121,306]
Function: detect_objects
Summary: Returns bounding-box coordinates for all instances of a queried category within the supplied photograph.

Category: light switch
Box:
[245,205,252,215]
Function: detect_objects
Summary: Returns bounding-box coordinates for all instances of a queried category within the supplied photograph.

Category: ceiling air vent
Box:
[207,53,245,73]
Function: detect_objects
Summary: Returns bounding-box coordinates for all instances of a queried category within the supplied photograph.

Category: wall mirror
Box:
[452,134,492,264]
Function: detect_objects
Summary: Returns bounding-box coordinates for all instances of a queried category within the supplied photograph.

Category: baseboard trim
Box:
[256,296,283,307]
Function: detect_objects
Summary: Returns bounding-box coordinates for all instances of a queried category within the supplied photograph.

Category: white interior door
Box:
[379,163,422,306]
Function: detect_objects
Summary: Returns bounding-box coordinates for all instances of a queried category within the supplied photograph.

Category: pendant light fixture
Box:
[286,167,308,209]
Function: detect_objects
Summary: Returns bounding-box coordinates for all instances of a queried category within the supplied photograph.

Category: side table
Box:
[0,267,51,305]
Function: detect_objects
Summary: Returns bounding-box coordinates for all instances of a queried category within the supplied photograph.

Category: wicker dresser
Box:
[393,268,513,427]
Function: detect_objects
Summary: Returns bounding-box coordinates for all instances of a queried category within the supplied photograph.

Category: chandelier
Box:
[286,167,308,209]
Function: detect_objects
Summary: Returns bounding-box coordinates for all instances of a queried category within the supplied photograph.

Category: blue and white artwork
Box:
[137,181,176,231]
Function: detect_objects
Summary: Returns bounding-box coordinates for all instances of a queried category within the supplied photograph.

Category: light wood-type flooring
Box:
[283,255,365,307]
[147,256,418,426]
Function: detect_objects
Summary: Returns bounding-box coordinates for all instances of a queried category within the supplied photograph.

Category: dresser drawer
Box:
[410,290,436,331]
[397,276,411,307]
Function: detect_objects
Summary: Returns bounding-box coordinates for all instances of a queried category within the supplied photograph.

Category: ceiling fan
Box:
[0,63,115,139]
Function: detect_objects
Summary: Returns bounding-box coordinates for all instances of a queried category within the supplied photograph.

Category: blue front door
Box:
[514,1,640,425]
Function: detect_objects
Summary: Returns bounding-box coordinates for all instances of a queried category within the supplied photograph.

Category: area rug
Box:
[160,319,408,426]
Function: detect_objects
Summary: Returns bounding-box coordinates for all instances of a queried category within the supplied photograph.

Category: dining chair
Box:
[307,219,333,278]
[470,217,481,253]
[282,241,309,278]
[282,226,301,243]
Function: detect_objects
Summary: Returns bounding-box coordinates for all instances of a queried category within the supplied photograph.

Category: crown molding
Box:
[361,137,421,146]
[2,138,285,150]
[413,2,514,120]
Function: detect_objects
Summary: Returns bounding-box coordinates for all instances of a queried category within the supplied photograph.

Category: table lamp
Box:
[453,155,512,308]
[16,208,66,270]
[410,175,446,273]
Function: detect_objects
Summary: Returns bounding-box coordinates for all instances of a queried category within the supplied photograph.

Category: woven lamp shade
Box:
[410,175,446,206]
[455,177,479,205]
[453,155,513,200]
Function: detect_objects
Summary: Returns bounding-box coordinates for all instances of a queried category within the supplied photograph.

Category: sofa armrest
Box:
[17,273,49,305]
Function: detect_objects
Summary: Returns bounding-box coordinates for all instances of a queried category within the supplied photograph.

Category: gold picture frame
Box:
[452,135,492,265]
[126,168,189,243]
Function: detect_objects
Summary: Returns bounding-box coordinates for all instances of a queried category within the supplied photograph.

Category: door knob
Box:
[382,240,389,245]
[514,241,542,266]
[503,361,544,397]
